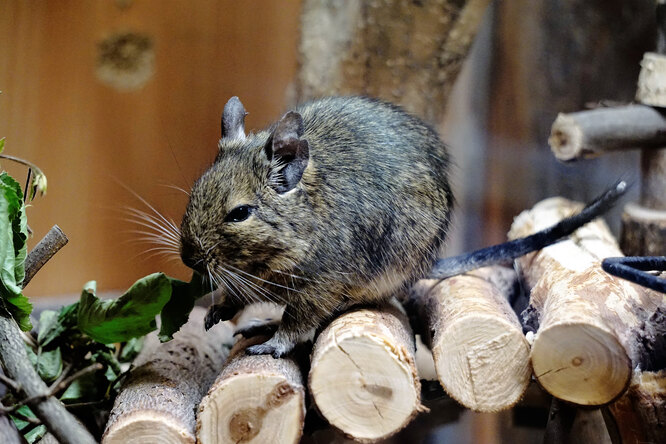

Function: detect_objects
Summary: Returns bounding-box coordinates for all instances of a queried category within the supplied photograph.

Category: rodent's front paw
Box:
[204,304,239,330]
[245,337,294,358]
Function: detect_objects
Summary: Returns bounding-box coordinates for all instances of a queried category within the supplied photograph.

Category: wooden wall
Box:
[0,0,302,298]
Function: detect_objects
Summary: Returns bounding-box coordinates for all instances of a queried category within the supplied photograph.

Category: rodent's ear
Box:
[265,111,309,194]
[220,96,247,141]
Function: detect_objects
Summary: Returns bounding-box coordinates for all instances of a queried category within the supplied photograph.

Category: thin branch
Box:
[22,225,68,288]
[0,373,21,392]
[0,311,96,444]
[0,363,102,415]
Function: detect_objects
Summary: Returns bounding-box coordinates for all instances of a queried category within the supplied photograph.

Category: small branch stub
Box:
[548,105,666,161]
[308,305,422,442]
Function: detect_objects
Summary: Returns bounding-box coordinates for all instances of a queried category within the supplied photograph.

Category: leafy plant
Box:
[0,147,208,441]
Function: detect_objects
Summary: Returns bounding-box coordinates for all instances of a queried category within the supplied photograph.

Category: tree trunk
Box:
[295,0,491,123]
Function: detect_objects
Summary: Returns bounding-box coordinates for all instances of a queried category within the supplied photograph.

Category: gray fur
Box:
[180,96,453,357]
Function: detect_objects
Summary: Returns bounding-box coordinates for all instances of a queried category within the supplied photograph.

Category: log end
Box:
[102,410,195,444]
[636,52,666,107]
[620,202,666,256]
[309,310,421,441]
[532,323,631,406]
[197,372,305,444]
[548,113,586,161]
[433,315,531,412]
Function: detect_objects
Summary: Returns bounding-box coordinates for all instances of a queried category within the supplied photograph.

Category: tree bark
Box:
[296,0,491,123]
[0,311,96,444]
[410,266,531,412]
[308,304,423,442]
[102,307,233,444]
[196,335,306,444]
[0,400,23,444]
[509,196,664,406]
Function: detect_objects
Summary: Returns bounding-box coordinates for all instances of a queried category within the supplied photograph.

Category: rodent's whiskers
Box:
[217,264,287,305]
[122,208,182,263]
[225,263,308,296]
[159,183,191,197]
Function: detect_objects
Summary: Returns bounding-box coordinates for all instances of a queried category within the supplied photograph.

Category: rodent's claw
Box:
[245,337,293,358]
[204,304,239,330]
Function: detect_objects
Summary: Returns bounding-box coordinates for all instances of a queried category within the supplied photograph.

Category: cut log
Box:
[509,197,663,406]
[102,307,233,444]
[548,105,666,161]
[196,335,306,444]
[410,266,531,412]
[607,369,666,444]
[296,0,491,122]
[309,304,423,442]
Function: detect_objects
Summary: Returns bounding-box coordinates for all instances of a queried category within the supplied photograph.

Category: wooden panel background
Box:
[0,0,302,298]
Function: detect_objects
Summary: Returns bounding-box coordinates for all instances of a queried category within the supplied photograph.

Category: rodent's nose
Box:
[180,239,204,272]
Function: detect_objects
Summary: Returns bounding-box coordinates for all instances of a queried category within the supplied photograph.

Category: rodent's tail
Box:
[428,180,628,280]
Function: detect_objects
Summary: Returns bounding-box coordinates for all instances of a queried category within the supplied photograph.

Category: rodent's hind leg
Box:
[204,301,242,330]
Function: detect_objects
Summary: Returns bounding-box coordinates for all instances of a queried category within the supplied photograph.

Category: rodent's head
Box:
[180,97,311,280]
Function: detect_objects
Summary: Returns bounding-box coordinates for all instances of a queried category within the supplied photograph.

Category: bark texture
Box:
[509,197,664,406]
[102,307,233,444]
[296,0,491,122]
[411,266,530,412]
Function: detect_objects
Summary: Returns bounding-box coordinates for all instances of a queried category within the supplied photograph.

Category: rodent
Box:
[179,96,453,357]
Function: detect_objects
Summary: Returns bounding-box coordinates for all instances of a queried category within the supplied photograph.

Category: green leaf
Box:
[36,348,63,383]
[158,274,207,342]
[77,274,172,344]
[0,172,31,330]
[119,336,144,362]
[60,371,103,403]
[10,405,35,431]
[0,137,5,154]
[37,303,78,347]
[24,425,47,444]
[26,346,63,383]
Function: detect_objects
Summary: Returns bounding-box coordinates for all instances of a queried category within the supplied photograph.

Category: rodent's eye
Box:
[224,205,252,223]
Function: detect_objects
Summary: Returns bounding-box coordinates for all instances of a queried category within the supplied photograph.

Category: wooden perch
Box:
[308,304,422,442]
[196,336,306,444]
[509,197,664,406]
[102,307,233,444]
[548,105,666,161]
[607,369,666,444]
[410,266,531,413]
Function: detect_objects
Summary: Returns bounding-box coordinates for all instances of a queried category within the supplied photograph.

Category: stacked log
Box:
[102,307,233,444]
[410,266,531,412]
[196,335,306,444]
[509,197,664,406]
[308,304,423,442]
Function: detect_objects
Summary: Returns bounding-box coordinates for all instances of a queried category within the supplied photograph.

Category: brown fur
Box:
[180,96,453,357]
